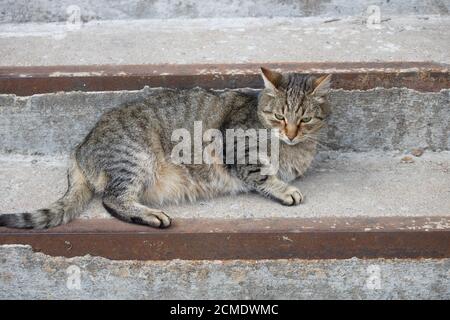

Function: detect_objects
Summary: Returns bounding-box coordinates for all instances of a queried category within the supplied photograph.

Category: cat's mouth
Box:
[273,131,302,146]
[281,138,300,146]
[271,127,313,146]
[278,134,302,146]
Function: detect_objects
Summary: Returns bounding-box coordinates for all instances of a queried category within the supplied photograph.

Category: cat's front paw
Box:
[279,186,304,206]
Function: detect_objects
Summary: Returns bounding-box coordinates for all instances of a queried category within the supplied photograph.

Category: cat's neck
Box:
[278,139,317,182]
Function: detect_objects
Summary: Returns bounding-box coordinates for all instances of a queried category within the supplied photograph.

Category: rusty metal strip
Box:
[0,62,448,95]
[0,217,449,260]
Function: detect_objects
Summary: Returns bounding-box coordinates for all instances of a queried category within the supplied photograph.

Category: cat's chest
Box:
[278,144,316,182]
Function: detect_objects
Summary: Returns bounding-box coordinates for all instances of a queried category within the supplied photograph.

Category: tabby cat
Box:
[0,68,331,229]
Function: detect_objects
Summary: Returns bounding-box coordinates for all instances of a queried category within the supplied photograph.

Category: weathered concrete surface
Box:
[0,88,448,155]
[0,245,448,299]
[1,16,449,65]
[1,0,449,23]
[327,89,450,151]
[1,151,449,219]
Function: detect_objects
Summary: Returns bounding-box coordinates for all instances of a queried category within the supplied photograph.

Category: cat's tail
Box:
[0,158,93,229]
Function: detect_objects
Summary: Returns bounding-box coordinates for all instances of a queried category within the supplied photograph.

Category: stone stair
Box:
[0,1,449,299]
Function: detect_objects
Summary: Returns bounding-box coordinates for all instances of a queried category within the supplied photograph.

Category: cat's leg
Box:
[101,168,172,228]
[236,164,303,206]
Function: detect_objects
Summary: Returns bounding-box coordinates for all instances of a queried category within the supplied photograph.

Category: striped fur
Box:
[1,68,331,229]
[0,158,93,229]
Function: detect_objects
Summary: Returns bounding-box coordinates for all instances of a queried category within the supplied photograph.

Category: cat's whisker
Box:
[303,135,333,150]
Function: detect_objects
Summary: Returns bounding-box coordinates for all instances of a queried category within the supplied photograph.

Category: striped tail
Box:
[0,160,93,229]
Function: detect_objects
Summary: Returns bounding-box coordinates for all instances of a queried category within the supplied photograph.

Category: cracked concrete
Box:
[0,16,449,66]
[1,0,449,23]
[0,245,449,299]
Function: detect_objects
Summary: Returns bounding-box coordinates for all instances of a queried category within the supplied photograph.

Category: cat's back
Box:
[144,87,254,127]
[145,87,250,120]
[79,87,255,153]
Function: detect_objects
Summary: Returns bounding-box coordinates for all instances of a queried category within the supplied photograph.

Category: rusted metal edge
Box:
[0,62,448,95]
[0,217,449,260]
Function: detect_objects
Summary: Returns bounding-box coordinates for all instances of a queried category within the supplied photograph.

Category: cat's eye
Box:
[274,113,285,121]
[302,117,312,123]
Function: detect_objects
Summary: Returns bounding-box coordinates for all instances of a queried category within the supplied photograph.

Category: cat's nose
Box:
[285,124,298,140]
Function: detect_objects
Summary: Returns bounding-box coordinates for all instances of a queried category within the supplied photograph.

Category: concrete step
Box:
[1,85,448,155]
[1,245,448,299]
[0,16,449,66]
[1,151,449,220]
[2,0,449,24]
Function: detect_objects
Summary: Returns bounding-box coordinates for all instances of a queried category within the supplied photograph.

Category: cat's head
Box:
[257,67,332,146]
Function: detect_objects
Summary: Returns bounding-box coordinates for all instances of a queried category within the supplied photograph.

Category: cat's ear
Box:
[260,67,283,93]
[311,74,332,97]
